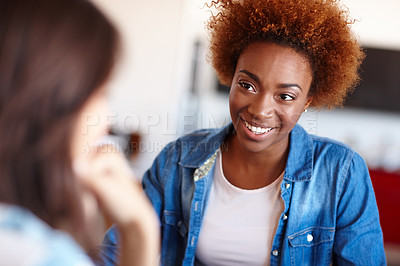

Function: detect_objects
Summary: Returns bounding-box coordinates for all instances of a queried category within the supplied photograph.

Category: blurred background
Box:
[93,0,400,263]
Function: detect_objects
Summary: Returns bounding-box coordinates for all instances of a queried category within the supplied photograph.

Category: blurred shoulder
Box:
[0,204,94,266]
[309,133,367,168]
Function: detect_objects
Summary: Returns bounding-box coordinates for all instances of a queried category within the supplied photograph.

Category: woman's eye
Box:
[239,82,255,92]
[280,94,295,101]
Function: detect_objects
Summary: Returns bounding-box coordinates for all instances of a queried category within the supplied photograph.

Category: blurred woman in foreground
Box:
[0,0,159,265]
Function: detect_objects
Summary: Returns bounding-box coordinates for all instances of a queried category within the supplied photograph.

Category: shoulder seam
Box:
[310,135,354,152]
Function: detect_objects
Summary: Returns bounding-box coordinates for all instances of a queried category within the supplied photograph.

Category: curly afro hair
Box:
[207,0,365,108]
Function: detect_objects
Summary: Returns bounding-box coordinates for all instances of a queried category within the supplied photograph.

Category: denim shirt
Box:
[100,123,386,266]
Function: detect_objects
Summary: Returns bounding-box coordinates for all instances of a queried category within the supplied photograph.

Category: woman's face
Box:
[229,42,313,154]
[70,87,110,248]
[72,88,110,162]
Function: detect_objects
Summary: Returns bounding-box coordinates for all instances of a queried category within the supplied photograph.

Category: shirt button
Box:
[282,214,288,220]
[307,234,313,242]
[272,250,279,256]
[285,183,291,189]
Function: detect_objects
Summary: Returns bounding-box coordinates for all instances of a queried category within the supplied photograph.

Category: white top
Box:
[195,150,285,266]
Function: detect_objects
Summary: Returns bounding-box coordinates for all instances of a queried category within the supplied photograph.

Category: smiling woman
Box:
[100,0,386,265]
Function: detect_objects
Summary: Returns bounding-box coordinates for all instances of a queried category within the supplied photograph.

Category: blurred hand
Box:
[74,144,159,266]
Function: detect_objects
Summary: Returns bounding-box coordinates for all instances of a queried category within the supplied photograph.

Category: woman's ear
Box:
[304,96,313,112]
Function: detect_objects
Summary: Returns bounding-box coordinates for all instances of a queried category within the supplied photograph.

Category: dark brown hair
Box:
[0,0,118,242]
[207,0,365,108]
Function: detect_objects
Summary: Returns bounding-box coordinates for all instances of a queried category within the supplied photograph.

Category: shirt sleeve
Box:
[142,142,178,218]
[333,152,386,265]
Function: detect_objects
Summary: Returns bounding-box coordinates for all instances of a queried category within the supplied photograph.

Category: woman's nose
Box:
[247,94,275,119]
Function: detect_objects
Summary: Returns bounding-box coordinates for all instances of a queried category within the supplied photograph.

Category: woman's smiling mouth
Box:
[244,120,273,135]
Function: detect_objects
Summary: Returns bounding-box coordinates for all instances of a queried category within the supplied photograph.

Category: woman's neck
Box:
[221,134,289,189]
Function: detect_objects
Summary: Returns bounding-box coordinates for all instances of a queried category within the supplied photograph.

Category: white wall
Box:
[93,0,188,175]
[342,0,400,50]
[92,0,400,174]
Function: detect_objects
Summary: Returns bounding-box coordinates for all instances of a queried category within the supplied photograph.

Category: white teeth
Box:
[244,121,272,134]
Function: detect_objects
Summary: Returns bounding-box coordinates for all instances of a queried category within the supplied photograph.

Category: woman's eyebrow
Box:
[238,69,260,83]
[278,83,303,91]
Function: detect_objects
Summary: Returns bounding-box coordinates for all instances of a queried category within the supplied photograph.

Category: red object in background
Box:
[369,168,400,244]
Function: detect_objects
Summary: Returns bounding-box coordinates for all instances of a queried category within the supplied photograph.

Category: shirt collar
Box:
[178,123,233,168]
[179,123,314,182]
[284,124,314,182]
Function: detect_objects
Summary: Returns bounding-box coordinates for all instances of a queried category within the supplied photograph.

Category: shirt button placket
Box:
[275,182,289,262]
